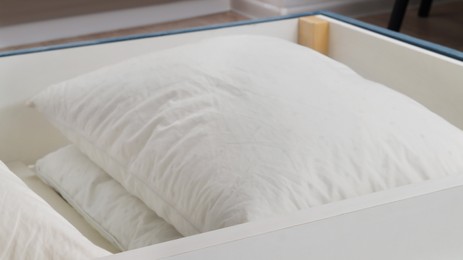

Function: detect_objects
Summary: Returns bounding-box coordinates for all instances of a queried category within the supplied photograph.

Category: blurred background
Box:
[0,0,461,52]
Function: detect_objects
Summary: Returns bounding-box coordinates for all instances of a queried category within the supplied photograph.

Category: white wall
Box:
[0,0,230,49]
[232,0,431,18]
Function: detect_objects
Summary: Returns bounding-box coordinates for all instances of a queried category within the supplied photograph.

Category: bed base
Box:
[1,13,462,260]
[102,174,463,260]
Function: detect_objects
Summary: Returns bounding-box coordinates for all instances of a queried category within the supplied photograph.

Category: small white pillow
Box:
[0,161,110,260]
[31,35,463,236]
[35,145,182,251]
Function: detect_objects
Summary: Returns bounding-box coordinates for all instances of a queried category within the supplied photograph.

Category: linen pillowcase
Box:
[0,161,110,260]
[35,145,182,251]
[31,35,463,236]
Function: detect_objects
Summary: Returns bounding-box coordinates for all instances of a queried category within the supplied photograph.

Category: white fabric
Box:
[35,145,182,251]
[31,35,463,236]
[6,161,120,253]
[0,161,110,260]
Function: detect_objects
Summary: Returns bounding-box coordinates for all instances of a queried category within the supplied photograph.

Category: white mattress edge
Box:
[101,173,463,259]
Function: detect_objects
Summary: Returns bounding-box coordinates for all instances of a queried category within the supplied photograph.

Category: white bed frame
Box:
[1,12,463,259]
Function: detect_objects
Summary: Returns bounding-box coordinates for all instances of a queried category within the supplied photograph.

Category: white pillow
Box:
[31,35,463,236]
[35,145,182,251]
[0,161,110,260]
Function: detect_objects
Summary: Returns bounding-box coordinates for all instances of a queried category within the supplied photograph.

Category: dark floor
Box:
[0,11,248,52]
[359,0,463,51]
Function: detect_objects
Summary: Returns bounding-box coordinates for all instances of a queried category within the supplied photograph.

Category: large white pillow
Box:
[35,145,182,251]
[31,35,463,236]
[0,161,110,260]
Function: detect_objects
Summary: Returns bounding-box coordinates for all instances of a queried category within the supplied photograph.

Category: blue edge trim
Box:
[1,11,461,61]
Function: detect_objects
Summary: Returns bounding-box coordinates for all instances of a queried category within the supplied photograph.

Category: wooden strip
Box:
[298,16,329,55]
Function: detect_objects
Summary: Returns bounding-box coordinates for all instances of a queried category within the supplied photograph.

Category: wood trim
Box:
[298,16,329,55]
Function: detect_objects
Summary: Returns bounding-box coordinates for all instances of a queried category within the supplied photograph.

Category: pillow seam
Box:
[43,115,201,234]
[35,167,127,251]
